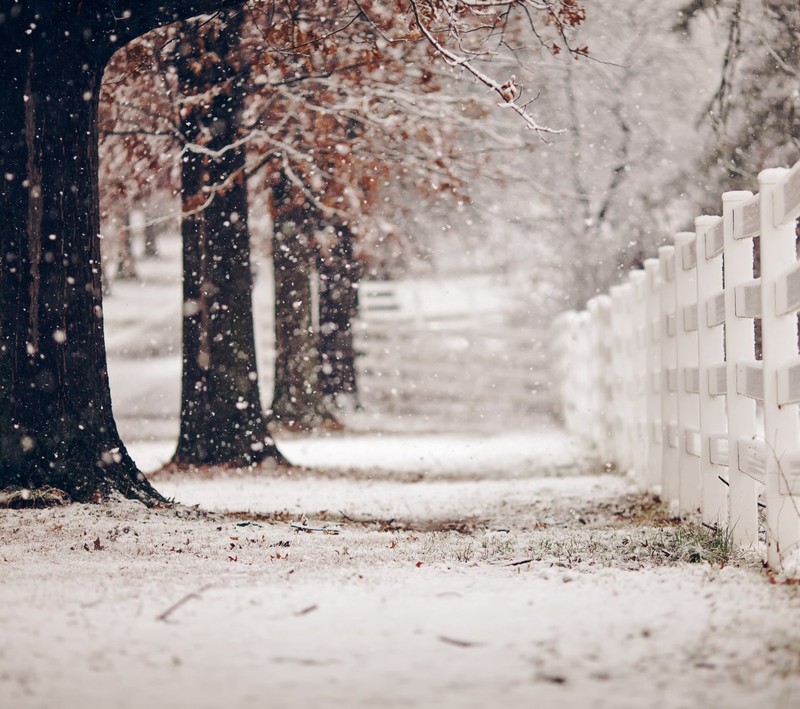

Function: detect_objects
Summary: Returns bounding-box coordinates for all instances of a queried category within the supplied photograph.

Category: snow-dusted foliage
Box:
[509,0,725,308]
[680,0,800,212]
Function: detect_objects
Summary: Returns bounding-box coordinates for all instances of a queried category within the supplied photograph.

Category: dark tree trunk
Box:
[317,224,361,406]
[144,219,159,258]
[172,14,285,467]
[0,1,244,501]
[0,22,159,502]
[270,178,338,430]
[116,213,138,280]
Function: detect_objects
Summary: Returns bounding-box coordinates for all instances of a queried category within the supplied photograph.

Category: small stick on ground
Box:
[156,584,214,622]
[290,523,340,535]
[338,511,394,525]
[438,636,486,648]
[504,558,535,567]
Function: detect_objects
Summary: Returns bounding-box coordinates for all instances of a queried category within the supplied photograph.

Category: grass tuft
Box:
[0,486,71,509]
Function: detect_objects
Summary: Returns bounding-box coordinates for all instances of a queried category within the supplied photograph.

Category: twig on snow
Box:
[290,523,340,535]
[338,510,396,526]
[503,558,535,566]
[438,635,486,648]
[156,583,214,622]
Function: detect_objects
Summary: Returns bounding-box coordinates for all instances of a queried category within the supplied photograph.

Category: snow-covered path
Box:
[3,468,800,709]
[2,239,800,708]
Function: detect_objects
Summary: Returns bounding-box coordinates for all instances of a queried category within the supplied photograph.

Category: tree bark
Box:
[0,21,159,501]
[172,14,285,467]
[317,224,360,405]
[270,178,339,430]
[0,2,244,501]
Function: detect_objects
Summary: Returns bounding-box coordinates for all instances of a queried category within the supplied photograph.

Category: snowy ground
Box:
[2,236,800,708]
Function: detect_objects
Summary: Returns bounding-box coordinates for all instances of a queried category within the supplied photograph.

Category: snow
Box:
[2,234,800,708]
[3,489,800,709]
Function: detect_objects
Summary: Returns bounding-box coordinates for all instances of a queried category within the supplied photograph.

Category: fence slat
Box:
[723,190,760,549]
[736,361,764,401]
[683,304,698,332]
[733,196,761,240]
[774,159,800,224]
[777,358,800,406]
[737,439,766,483]
[697,214,729,526]
[684,367,700,393]
[775,262,800,315]
[777,449,800,495]
[758,168,800,569]
[706,291,726,327]
[710,435,729,467]
[705,219,725,259]
[707,363,728,396]
[629,271,650,485]
[644,258,663,488]
[686,428,702,458]
[675,231,701,514]
[735,279,762,319]
[659,246,680,509]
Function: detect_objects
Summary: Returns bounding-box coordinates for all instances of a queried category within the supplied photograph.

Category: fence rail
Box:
[553,162,800,573]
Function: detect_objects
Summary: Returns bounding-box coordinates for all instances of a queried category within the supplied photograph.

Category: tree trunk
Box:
[116,212,138,280]
[317,224,361,406]
[0,27,160,502]
[172,15,285,467]
[0,1,252,501]
[270,182,339,430]
[144,219,159,258]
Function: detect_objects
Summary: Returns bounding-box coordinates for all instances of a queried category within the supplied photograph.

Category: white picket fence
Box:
[552,163,800,572]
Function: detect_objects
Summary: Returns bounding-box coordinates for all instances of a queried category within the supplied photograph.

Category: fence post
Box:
[659,245,679,511]
[758,168,800,571]
[550,311,575,429]
[587,298,606,458]
[629,270,649,484]
[620,282,639,472]
[695,215,728,528]
[609,286,628,469]
[674,231,701,515]
[644,258,663,489]
[723,190,760,548]
[574,310,594,440]
[594,295,614,464]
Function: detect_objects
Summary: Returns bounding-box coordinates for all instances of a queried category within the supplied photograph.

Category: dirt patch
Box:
[578,492,681,528]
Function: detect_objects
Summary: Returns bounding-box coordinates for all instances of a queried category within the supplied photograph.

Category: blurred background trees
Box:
[95,0,800,451]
